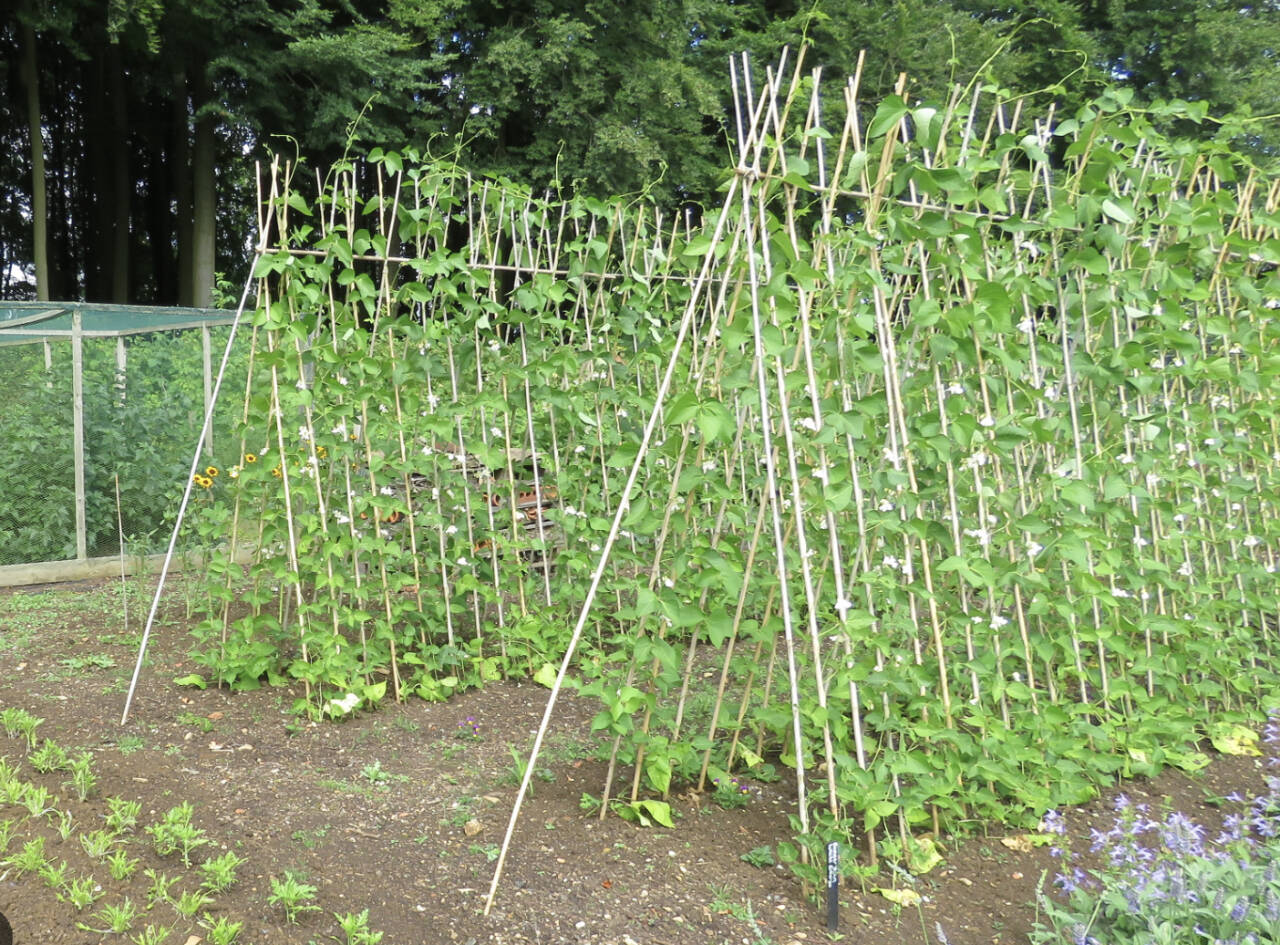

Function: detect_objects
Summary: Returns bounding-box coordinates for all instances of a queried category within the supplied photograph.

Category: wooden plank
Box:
[0,547,253,589]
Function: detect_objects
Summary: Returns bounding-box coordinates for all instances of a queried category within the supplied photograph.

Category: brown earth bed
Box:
[0,577,1268,945]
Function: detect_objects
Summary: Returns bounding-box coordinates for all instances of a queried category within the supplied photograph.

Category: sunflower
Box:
[271,466,282,478]
[192,474,213,489]
[244,452,258,463]
[206,465,219,477]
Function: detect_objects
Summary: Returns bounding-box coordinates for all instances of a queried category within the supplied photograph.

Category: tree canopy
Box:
[2,0,1277,304]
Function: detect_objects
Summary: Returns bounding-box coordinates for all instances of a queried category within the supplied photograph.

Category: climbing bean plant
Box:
[189,157,697,712]
[190,52,1280,884]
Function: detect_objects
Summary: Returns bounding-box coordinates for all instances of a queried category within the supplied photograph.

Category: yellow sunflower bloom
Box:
[271,466,282,478]
[206,466,219,477]
[244,452,257,463]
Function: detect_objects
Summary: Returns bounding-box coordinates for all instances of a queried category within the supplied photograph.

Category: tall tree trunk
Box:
[191,68,216,308]
[48,66,73,299]
[108,42,130,302]
[145,98,177,304]
[85,48,112,301]
[17,21,48,301]
[174,70,194,307]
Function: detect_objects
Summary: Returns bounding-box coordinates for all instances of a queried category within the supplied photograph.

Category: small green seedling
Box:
[80,828,115,860]
[38,857,69,890]
[54,809,75,841]
[0,708,43,747]
[0,778,23,805]
[107,848,139,880]
[6,836,47,876]
[106,796,142,834]
[176,711,215,733]
[29,738,69,773]
[200,914,243,945]
[21,784,54,818]
[268,870,320,923]
[199,849,245,893]
[143,868,180,907]
[60,875,101,910]
[336,908,384,945]
[64,751,97,800]
[172,887,213,918]
[78,897,139,934]
[146,802,209,866]
[131,923,174,945]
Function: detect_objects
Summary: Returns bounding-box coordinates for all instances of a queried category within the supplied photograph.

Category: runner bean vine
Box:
[188,54,1280,887]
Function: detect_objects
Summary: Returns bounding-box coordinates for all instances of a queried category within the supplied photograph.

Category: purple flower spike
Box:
[1033,709,1280,945]
[1161,811,1206,857]
[1231,896,1250,922]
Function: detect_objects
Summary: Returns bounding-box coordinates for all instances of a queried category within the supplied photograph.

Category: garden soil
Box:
[0,578,1269,945]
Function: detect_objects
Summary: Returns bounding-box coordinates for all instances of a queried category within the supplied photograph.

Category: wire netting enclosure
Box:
[0,303,241,579]
[166,52,1280,903]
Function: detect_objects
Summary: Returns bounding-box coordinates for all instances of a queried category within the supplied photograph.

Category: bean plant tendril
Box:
[181,51,1280,900]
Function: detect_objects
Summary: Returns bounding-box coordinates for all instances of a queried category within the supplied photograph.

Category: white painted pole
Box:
[202,326,213,456]
[116,336,127,404]
[482,172,745,918]
[72,310,87,561]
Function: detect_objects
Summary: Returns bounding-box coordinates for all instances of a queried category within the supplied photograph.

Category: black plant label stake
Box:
[826,841,839,931]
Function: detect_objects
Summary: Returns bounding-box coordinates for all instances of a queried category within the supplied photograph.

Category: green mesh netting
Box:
[0,305,242,566]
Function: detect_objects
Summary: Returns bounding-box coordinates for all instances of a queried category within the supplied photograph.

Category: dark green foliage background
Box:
[3,0,1278,304]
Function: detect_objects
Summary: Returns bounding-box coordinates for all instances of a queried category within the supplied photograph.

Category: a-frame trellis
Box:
[125,48,1280,911]
[486,49,1280,904]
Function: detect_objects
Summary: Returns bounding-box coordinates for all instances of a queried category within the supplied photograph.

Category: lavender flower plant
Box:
[1032,714,1280,945]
